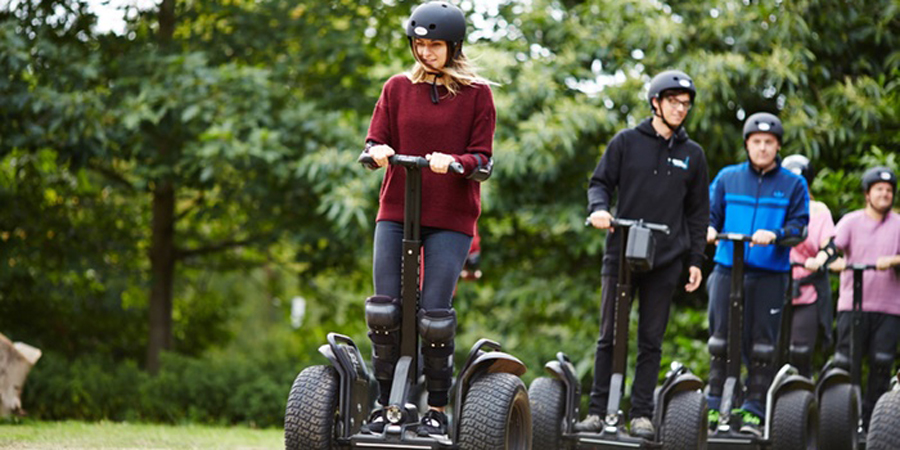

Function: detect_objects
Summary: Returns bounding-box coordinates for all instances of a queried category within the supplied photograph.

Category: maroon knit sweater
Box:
[365,74,496,236]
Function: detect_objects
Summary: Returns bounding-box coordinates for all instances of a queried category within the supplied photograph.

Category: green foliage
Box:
[2,0,900,425]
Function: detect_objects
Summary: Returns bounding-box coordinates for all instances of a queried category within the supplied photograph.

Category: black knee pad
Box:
[707,336,727,396]
[418,309,457,395]
[365,295,401,381]
[748,343,775,402]
[751,343,775,367]
[790,344,813,376]
[872,352,895,378]
[833,351,850,371]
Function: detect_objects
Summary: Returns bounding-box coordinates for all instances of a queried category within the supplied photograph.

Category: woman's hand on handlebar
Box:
[829,257,846,272]
[876,255,900,271]
[426,152,456,174]
[369,144,395,168]
[588,210,614,231]
[804,257,822,272]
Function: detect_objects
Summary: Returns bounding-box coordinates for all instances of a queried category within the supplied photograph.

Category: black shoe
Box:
[362,408,386,434]
[417,409,449,436]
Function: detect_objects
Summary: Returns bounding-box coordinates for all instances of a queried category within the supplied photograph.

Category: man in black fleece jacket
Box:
[576,70,710,438]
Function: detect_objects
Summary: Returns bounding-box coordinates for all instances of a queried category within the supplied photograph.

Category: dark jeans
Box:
[790,302,819,377]
[707,267,787,419]
[587,259,683,419]
[835,311,900,429]
[372,220,472,406]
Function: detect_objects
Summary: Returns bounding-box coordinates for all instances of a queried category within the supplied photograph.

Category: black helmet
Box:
[743,112,783,143]
[782,154,813,185]
[648,70,696,111]
[406,2,466,61]
[861,166,897,193]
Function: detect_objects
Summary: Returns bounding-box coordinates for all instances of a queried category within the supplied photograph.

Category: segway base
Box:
[569,430,661,449]
[348,427,456,449]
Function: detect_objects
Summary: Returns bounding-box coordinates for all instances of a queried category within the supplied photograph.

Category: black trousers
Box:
[707,267,787,418]
[587,259,683,419]
[834,311,900,429]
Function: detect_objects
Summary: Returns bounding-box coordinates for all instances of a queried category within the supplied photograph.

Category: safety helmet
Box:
[406,2,466,64]
[743,112,783,143]
[861,166,897,193]
[782,154,813,185]
[648,70,696,112]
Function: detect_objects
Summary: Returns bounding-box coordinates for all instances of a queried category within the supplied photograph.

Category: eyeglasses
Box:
[665,97,692,111]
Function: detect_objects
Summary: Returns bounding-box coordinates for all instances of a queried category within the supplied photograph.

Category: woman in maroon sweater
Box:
[359,1,495,437]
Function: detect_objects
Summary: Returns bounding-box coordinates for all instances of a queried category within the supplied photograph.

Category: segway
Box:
[866,371,900,450]
[707,233,818,450]
[529,218,708,449]
[284,154,532,450]
[816,264,876,450]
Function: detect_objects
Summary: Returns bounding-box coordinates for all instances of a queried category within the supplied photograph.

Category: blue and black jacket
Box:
[709,159,809,272]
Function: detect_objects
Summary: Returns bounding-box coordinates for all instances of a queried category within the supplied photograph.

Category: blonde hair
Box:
[407,50,496,97]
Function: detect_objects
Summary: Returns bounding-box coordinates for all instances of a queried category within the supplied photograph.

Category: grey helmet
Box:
[861,166,897,193]
[648,70,696,112]
[743,112,783,143]
[782,154,813,185]
[406,2,466,63]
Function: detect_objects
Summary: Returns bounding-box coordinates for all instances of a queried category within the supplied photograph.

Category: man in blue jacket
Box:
[705,112,809,436]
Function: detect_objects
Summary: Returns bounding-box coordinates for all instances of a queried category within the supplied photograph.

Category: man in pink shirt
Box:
[830,166,900,430]
[785,155,838,378]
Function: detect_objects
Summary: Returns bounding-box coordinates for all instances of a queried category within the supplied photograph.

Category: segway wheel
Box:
[458,372,532,450]
[528,377,565,450]
[867,389,900,450]
[771,389,818,450]
[284,365,339,450]
[819,383,859,450]
[661,390,708,450]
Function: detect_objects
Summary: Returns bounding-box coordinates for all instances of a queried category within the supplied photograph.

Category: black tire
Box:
[867,389,900,450]
[819,383,859,450]
[458,372,533,450]
[661,390,708,450]
[284,365,339,450]
[771,389,818,450]
[528,377,565,450]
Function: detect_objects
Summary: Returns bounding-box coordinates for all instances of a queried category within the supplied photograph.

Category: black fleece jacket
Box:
[588,118,710,275]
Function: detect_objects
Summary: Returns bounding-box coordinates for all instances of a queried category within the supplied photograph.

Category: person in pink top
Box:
[784,155,838,377]
[358,1,495,437]
[829,166,900,430]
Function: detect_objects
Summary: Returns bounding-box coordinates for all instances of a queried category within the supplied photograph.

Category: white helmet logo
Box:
[881,172,892,180]
[415,26,428,36]
[678,79,691,87]
[758,122,771,131]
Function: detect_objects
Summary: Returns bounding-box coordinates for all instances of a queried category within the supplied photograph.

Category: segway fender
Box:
[318,333,373,438]
[815,366,851,403]
[452,339,527,439]
[544,353,581,435]
[652,365,704,439]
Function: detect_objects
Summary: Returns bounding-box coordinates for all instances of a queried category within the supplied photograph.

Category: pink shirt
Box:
[833,210,900,315]
[790,201,836,305]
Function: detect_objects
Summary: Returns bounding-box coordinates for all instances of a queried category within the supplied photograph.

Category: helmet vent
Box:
[429,24,436,29]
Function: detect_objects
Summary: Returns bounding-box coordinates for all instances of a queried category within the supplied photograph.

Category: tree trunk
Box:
[145,0,177,375]
[146,180,175,374]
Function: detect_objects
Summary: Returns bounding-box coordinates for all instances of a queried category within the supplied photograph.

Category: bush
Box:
[23,348,313,427]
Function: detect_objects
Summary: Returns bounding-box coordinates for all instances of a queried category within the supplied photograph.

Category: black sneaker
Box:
[417,409,449,436]
[362,408,386,434]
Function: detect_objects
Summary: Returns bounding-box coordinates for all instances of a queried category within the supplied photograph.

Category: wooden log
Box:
[0,332,42,417]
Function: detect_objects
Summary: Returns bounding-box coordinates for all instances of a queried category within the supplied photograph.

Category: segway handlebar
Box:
[583,216,671,235]
[715,232,753,242]
[358,153,465,174]
[829,263,879,272]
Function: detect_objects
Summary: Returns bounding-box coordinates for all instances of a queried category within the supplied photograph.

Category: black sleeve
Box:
[684,146,710,268]
[587,133,624,214]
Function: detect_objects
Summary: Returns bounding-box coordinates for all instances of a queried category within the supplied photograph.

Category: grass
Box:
[0,420,283,449]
